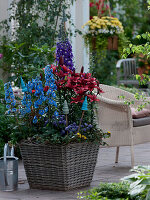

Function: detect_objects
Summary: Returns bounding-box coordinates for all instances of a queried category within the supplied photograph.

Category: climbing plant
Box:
[0,0,76,83]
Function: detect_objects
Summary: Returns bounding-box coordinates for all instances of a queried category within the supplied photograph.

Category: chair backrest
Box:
[116,58,139,86]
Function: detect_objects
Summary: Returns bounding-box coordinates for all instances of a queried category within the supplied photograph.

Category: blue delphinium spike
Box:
[81,96,88,111]
[20,77,27,92]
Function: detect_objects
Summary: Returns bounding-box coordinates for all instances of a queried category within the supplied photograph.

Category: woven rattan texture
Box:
[20,142,99,190]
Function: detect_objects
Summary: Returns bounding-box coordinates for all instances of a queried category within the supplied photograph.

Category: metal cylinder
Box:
[0,156,18,191]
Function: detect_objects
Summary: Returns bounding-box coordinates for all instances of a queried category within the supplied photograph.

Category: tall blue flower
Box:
[56,39,75,71]
[4,82,16,113]
[20,91,32,116]
[44,65,57,109]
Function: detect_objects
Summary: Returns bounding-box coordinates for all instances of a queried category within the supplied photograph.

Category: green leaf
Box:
[146,190,150,200]
[130,184,146,196]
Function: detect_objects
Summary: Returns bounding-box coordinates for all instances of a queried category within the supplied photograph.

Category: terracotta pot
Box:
[107,35,118,50]
[92,37,97,50]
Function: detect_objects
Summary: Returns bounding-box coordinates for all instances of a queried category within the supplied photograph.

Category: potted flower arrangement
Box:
[4,39,110,191]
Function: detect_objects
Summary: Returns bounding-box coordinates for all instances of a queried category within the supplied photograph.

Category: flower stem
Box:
[77,111,85,133]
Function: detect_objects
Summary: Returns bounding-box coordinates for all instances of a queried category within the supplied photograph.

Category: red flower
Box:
[71,95,84,104]
[51,64,103,104]
[87,94,100,102]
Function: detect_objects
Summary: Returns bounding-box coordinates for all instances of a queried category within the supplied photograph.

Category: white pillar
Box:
[82,0,89,73]
[70,0,89,73]
[70,1,76,67]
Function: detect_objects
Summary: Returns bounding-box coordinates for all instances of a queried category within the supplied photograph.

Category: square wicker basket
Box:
[20,142,99,190]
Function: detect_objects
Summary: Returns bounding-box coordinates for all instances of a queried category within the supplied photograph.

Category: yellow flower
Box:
[82,16,124,34]
[107,131,111,134]
[96,25,101,29]
[90,26,95,30]
[77,133,87,140]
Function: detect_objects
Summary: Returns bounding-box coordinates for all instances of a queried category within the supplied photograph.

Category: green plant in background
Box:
[123,33,150,60]
[0,0,77,84]
[122,166,150,200]
[109,0,150,42]
[90,50,118,85]
[122,0,150,59]
[123,1,150,86]
[117,85,141,95]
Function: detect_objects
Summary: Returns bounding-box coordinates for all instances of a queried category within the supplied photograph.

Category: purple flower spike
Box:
[56,39,75,71]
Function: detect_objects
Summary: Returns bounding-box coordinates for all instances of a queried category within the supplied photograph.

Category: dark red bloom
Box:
[51,64,103,104]
[87,94,100,102]
[71,95,84,104]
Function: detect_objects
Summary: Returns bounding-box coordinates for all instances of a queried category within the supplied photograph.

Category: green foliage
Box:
[0,41,56,84]
[78,165,150,200]
[0,0,75,84]
[78,182,141,200]
[123,33,150,59]
[122,166,150,199]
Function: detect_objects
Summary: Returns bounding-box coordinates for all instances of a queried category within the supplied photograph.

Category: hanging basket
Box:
[91,35,118,51]
[20,142,99,191]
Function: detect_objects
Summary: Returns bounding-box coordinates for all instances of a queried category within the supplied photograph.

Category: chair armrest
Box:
[97,95,127,106]
[96,95,133,129]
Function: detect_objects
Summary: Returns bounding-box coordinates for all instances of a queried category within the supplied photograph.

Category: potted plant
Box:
[4,40,110,191]
[82,16,126,53]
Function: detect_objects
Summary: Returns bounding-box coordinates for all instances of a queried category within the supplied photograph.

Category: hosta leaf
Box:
[121,173,139,181]
[146,190,150,200]
[141,179,150,185]
[130,179,143,189]
[130,184,146,196]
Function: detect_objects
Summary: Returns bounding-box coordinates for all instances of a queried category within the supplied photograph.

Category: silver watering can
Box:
[0,144,18,191]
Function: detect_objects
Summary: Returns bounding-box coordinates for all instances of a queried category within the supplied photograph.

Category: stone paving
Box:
[0,143,150,200]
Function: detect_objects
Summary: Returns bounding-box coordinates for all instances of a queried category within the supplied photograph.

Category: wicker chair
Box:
[96,84,150,167]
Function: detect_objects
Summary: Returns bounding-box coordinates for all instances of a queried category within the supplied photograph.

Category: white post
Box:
[82,0,89,73]
[70,1,76,67]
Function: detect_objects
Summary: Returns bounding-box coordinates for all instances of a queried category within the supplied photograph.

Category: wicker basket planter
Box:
[20,142,99,191]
